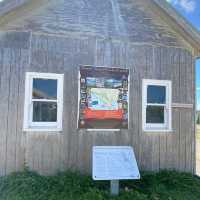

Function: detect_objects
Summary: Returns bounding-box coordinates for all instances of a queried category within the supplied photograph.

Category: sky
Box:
[166,0,200,110]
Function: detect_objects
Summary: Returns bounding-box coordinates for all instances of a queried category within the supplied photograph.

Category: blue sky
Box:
[166,0,200,110]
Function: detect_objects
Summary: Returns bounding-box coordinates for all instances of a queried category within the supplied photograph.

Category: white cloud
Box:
[197,87,200,91]
[166,0,196,13]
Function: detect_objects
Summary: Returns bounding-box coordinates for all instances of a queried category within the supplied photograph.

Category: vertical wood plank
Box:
[5,48,20,174]
[15,48,30,172]
[0,48,10,176]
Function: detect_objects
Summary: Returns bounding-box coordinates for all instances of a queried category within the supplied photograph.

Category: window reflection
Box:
[146,106,164,124]
[32,79,57,100]
[33,102,57,122]
[147,85,166,104]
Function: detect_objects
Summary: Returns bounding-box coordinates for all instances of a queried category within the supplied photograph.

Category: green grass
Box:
[1,171,200,200]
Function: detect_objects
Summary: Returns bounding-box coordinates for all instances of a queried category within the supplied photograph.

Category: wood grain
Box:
[0,0,196,175]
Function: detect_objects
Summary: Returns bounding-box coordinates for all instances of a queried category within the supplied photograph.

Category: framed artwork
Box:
[78,66,129,130]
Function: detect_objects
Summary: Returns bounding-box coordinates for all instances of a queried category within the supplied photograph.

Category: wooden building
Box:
[0,0,200,176]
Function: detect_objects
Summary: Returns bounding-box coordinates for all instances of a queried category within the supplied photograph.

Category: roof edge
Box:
[152,0,200,57]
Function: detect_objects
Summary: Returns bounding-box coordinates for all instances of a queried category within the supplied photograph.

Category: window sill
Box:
[143,129,174,133]
[23,127,62,132]
[86,129,121,132]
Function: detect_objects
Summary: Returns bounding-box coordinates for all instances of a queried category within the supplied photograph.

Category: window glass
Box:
[143,79,171,131]
[33,102,57,122]
[147,85,166,104]
[32,79,57,100]
[146,106,164,124]
[24,72,63,131]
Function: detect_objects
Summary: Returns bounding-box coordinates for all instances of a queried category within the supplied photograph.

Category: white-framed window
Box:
[142,79,172,132]
[23,72,64,132]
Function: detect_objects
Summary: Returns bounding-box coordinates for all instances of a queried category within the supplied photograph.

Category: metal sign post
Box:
[92,146,140,196]
[110,180,119,196]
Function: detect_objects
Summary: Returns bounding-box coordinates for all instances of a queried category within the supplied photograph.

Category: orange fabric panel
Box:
[84,108,123,120]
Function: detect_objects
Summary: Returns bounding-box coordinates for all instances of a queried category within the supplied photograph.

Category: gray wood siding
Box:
[0,0,29,16]
[0,30,195,175]
[1,0,191,49]
[0,32,30,175]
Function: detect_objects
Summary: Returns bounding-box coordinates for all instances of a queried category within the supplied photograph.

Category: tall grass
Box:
[0,170,200,200]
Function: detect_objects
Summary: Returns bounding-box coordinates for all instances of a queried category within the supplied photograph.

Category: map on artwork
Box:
[89,88,119,110]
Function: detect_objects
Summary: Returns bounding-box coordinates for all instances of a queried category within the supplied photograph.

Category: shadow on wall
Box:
[196,58,200,112]
[196,58,200,176]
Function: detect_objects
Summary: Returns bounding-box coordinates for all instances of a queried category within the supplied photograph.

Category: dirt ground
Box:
[196,125,200,175]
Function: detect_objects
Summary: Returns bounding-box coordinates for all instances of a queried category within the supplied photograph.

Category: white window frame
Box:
[23,72,64,132]
[142,79,172,132]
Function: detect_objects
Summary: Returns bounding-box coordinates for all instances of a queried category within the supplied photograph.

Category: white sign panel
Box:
[92,146,140,180]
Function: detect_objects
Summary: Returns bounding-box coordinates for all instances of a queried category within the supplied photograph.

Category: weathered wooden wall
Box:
[0,0,28,16]
[0,0,196,176]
